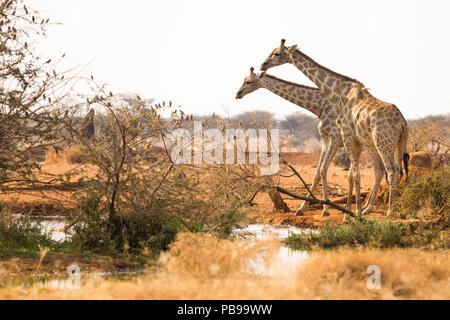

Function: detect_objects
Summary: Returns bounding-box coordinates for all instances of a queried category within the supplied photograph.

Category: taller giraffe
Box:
[236,67,348,216]
[261,40,409,217]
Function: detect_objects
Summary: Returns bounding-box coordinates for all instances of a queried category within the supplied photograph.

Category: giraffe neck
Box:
[289,49,363,103]
[260,75,324,118]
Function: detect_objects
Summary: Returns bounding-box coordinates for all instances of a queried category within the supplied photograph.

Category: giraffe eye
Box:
[275,53,281,56]
[246,81,252,84]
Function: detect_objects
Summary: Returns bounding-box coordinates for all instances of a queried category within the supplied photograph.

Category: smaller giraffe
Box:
[236,67,343,216]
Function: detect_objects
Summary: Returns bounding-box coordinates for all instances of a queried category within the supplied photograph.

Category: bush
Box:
[286,218,448,249]
[71,188,247,255]
[0,212,53,250]
[395,167,449,219]
[71,190,181,254]
[408,118,448,155]
[68,95,252,255]
[333,148,350,169]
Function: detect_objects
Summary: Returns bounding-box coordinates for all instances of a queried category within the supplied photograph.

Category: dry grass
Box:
[44,146,84,165]
[0,233,448,300]
[160,233,278,279]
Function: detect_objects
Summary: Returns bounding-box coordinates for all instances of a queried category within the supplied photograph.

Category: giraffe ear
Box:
[259,72,266,78]
[288,45,298,53]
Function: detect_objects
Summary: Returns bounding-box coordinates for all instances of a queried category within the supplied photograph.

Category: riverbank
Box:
[1,232,448,299]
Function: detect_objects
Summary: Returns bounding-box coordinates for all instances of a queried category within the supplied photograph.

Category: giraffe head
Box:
[235,67,265,99]
[260,39,297,71]
[347,84,370,101]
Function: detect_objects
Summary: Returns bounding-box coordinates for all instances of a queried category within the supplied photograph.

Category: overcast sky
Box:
[33,0,449,120]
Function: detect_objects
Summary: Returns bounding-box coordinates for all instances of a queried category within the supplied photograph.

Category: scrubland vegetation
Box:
[288,167,449,249]
[0,0,448,299]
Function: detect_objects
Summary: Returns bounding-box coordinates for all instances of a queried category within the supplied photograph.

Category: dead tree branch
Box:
[281,158,316,199]
[276,186,360,220]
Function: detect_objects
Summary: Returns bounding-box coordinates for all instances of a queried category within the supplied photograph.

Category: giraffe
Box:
[236,67,343,216]
[260,40,409,218]
[80,109,95,140]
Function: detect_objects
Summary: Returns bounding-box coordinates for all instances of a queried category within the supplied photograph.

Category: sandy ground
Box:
[248,152,385,228]
[0,162,97,216]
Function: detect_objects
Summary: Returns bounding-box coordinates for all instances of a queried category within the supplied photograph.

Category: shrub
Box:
[0,211,53,250]
[408,118,448,156]
[301,137,322,154]
[333,148,350,169]
[395,167,449,219]
[286,218,448,249]
[68,95,252,255]
[71,189,182,254]
[71,185,247,255]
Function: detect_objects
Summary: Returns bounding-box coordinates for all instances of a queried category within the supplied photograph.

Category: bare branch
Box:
[276,186,360,220]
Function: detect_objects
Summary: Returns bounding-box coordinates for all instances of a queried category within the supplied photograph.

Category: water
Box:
[0,270,151,290]
[40,218,68,242]
[236,223,309,240]
[235,224,312,276]
[2,220,311,288]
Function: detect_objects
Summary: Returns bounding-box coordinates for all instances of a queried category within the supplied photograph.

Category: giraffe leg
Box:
[362,148,385,215]
[319,139,341,217]
[380,155,400,217]
[342,169,354,223]
[353,149,363,216]
[346,171,354,210]
[341,135,360,223]
[372,126,403,217]
[295,140,327,216]
[374,140,401,218]
[346,144,363,216]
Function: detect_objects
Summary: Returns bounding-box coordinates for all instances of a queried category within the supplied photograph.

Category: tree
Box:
[0,0,75,189]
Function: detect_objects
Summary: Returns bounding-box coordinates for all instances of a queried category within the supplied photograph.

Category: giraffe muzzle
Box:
[260,62,269,71]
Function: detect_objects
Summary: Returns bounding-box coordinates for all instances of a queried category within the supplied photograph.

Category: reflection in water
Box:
[236,223,311,240]
[0,270,151,290]
[7,221,312,289]
[40,219,68,242]
[235,224,312,277]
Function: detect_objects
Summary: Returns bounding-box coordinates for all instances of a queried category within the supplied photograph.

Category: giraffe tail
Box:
[403,152,410,181]
[396,124,409,181]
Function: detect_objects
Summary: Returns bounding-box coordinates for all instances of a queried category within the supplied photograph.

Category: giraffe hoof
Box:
[362,207,372,215]
[322,211,330,217]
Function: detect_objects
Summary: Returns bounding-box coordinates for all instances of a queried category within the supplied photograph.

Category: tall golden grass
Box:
[1,233,448,300]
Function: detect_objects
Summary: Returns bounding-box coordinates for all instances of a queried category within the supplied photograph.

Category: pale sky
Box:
[33,0,450,119]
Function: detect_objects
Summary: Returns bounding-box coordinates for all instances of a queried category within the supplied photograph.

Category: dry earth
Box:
[249,152,381,228]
